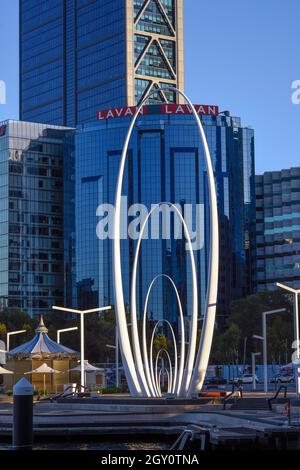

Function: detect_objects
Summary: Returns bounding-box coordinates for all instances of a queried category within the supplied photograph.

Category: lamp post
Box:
[7,330,26,352]
[259,308,286,393]
[57,326,78,344]
[107,324,132,388]
[106,327,119,388]
[276,282,300,396]
[0,340,5,364]
[251,352,261,391]
[243,337,247,372]
[252,335,264,390]
[53,305,111,391]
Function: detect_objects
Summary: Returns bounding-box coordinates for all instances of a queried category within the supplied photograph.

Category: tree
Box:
[0,309,35,347]
[213,323,241,365]
[153,335,170,355]
[211,290,294,365]
[267,316,293,365]
[230,291,292,338]
[0,323,6,336]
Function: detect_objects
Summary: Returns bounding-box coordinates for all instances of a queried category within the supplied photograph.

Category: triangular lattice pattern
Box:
[135,0,174,37]
[133,0,178,105]
[136,41,174,80]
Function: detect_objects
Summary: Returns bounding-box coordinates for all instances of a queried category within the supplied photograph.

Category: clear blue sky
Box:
[0,0,299,174]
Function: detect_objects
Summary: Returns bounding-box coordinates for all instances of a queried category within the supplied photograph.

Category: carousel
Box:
[4,316,79,393]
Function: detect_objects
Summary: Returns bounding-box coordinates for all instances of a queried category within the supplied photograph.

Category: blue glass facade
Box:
[20,0,127,126]
[75,109,255,323]
[20,0,66,125]
[0,120,74,317]
[20,0,184,127]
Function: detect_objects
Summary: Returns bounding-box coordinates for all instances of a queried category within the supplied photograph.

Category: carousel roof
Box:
[7,316,78,358]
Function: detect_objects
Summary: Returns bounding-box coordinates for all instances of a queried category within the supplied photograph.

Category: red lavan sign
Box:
[96,104,219,120]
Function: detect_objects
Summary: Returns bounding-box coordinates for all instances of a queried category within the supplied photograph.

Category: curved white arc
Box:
[155,351,162,397]
[142,272,185,396]
[155,353,162,397]
[165,369,171,394]
[142,277,163,397]
[155,349,172,396]
[149,320,177,396]
[157,369,162,396]
[132,202,194,396]
[113,98,146,396]
[165,351,173,394]
[187,103,219,397]
[150,324,160,397]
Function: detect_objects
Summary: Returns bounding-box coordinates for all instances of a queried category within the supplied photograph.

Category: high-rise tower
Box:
[128,0,184,105]
[20,0,184,127]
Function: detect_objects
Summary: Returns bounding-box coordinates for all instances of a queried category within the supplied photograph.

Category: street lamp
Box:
[251,352,261,391]
[57,326,78,344]
[276,282,300,395]
[7,330,26,351]
[106,329,119,388]
[259,308,286,393]
[53,305,111,391]
[243,337,248,372]
[106,323,131,388]
[0,340,5,364]
[252,335,264,391]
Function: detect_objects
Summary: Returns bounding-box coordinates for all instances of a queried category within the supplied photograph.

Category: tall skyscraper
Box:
[0,120,74,317]
[255,168,300,291]
[74,106,255,323]
[20,0,184,127]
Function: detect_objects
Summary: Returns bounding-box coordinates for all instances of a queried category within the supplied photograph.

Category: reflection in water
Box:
[0,439,170,451]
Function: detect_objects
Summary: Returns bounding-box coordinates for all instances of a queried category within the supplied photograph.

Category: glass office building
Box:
[255,168,300,291]
[75,107,255,323]
[0,120,74,317]
[20,0,184,127]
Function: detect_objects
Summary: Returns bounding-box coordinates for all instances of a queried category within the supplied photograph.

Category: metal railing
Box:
[222,383,243,410]
[50,383,89,401]
[268,385,287,411]
[170,426,210,451]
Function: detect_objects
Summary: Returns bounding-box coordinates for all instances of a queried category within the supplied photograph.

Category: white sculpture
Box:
[113,87,219,398]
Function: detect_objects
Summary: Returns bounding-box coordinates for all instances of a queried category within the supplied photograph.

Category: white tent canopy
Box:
[284,362,299,368]
[25,362,61,396]
[68,360,104,373]
[25,363,60,375]
[0,365,13,375]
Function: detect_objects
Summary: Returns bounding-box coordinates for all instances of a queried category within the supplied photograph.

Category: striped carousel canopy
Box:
[7,316,78,359]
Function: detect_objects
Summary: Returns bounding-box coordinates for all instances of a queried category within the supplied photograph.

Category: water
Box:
[0,438,171,451]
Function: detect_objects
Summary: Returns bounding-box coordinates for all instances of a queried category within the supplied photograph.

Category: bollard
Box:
[285,400,291,426]
[13,377,34,450]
